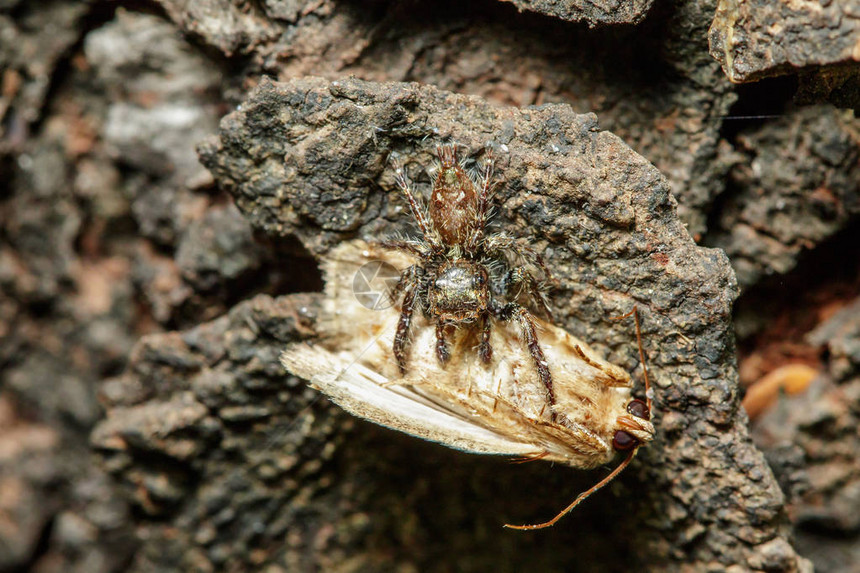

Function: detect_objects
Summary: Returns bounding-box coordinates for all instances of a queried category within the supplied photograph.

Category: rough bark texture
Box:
[709,0,860,110]
[155,0,738,239]
[498,0,654,25]
[187,75,807,571]
[0,0,93,153]
[1,0,859,571]
[707,105,860,288]
[752,296,860,573]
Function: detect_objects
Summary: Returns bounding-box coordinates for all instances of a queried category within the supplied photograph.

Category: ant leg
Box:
[479,313,492,363]
[503,266,553,320]
[392,280,419,374]
[435,321,450,364]
[493,302,555,408]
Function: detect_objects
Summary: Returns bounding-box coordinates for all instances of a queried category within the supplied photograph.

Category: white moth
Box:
[281,240,654,529]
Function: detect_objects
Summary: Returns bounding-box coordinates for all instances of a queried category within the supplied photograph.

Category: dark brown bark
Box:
[2,0,859,571]
[709,0,860,110]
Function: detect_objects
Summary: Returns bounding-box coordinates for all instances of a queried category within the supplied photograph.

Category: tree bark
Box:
[2,0,859,571]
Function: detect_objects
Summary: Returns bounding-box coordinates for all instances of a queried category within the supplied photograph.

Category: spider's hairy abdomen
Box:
[430,162,479,246]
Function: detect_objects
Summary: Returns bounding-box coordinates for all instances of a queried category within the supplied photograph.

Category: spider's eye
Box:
[627,399,650,420]
[612,430,639,451]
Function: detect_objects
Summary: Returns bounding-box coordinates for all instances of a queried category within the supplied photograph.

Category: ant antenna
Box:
[612,306,652,411]
[504,448,638,530]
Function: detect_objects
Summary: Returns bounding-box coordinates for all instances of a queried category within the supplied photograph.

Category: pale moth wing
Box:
[282,343,541,457]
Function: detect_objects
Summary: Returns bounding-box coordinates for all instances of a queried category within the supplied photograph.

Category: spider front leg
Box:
[435,322,451,364]
[483,234,556,287]
[492,301,555,409]
[391,156,438,248]
[388,265,421,306]
[479,313,492,363]
[376,238,427,259]
[503,266,553,321]
[392,266,423,373]
[466,150,495,253]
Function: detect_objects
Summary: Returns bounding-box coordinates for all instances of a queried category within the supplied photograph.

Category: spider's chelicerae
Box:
[383,145,558,405]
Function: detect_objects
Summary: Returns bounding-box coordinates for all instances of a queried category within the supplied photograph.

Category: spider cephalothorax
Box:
[383,145,557,404]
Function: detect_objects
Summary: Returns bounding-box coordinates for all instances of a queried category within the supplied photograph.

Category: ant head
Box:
[612,398,653,451]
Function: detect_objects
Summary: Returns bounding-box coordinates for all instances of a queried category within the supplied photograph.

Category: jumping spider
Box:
[383,145,558,405]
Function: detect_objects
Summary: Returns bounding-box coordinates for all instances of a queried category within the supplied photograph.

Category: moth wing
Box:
[281,343,542,457]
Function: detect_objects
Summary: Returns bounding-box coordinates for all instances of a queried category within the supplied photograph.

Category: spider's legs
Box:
[392,267,422,373]
[483,234,555,286]
[388,265,421,308]
[435,321,451,364]
[478,313,492,363]
[493,301,555,409]
[376,239,427,259]
[393,158,433,239]
[467,151,495,252]
[503,266,553,321]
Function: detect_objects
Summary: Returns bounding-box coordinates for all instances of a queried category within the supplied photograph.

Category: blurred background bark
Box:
[1,0,858,571]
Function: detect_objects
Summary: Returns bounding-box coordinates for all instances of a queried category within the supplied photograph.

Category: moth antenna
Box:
[504,448,638,530]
